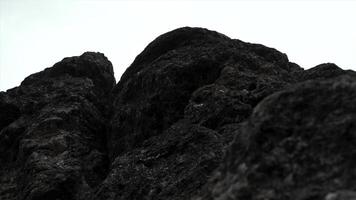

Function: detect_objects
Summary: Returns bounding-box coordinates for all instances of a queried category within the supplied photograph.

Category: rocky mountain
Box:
[0,27,355,200]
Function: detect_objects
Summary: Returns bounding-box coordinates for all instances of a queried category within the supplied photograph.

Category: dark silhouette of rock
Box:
[194,75,356,200]
[109,27,301,159]
[0,27,355,200]
[0,52,115,200]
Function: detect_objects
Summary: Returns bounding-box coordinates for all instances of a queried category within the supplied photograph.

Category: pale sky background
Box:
[0,0,355,91]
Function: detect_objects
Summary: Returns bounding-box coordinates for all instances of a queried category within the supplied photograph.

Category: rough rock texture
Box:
[0,27,355,200]
[0,52,116,200]
[195,75,356,200]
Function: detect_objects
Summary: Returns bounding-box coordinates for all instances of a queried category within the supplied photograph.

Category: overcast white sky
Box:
[1,0,355,91]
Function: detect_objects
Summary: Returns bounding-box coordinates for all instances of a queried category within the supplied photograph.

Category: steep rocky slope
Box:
[0,27,355,200]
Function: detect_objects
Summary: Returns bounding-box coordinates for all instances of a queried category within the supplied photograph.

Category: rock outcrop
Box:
[0,27,355,200]
[195,75,356,200]
[0,52,116,200]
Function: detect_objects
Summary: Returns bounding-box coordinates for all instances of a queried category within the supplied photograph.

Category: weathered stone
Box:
[195,75,356,200]
[0,52,115,200]
[109,27,301,159]
[0,27,355,200]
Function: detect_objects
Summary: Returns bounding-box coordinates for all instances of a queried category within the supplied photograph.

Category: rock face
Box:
[0,52,116,200]
[0,27,355,200]
[196,75,356,200]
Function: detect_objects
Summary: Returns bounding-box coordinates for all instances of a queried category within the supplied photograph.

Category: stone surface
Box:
[0,27,355,200]
[194,75,356,200]
[109,27,301,159]
[0,52,115,200]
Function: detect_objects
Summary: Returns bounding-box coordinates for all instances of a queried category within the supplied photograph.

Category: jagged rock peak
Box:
[119,27,302,85]
[21,51,116,91]
[120,27,232,82]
